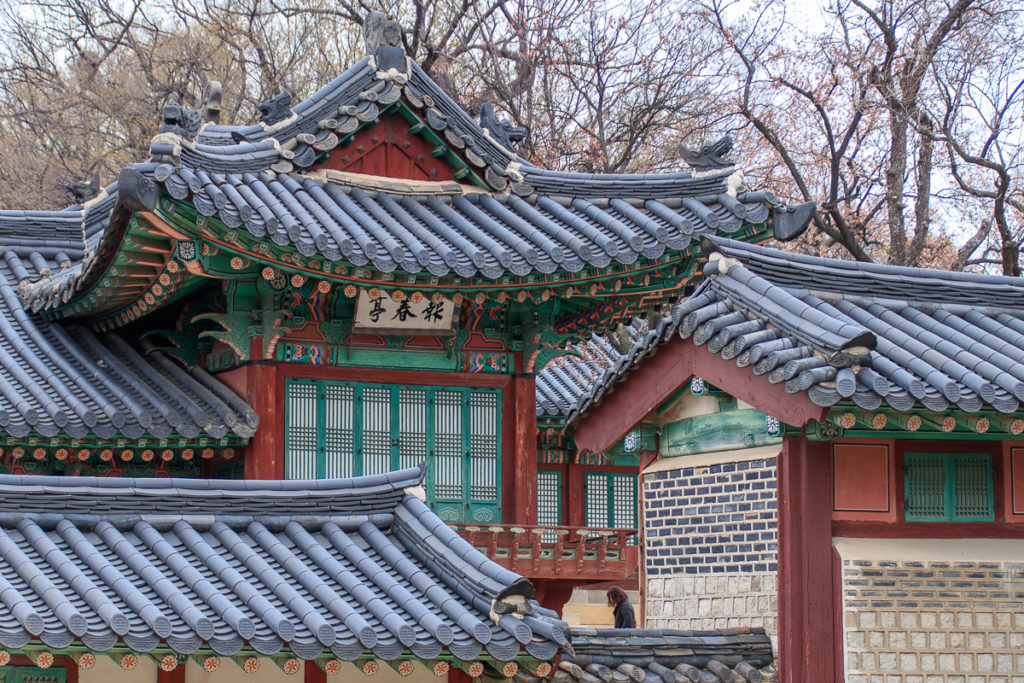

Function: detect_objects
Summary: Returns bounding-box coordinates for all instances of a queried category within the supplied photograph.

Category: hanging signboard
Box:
[353,290,457,335]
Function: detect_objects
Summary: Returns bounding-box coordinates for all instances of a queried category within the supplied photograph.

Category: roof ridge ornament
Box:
[258,91,293,127]
[66,170,100,204]
[679,134,735,170]
[202,81,222,124]
[479,102,527,152]
[363,11,408,74]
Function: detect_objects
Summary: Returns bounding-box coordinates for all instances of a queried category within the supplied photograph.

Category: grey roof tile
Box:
[0,467,566,660]
[559,236,1024,424]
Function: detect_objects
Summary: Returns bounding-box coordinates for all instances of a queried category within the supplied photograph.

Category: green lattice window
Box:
[285,380,501,523]
[537,470,563,526]
[905,453,994,522]
[0,666,66,683]
[585,472,637,529]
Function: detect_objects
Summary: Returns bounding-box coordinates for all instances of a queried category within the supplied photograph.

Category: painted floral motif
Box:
[941,416,957,432]
[36,652,54,669]
[0,651,10,666]
[141,449,154,462]
[121,449,134,461]
[345,285,357,298]
[161,655,179,672]
[223,448,235,460]
[203,657,221,672]
[535,663,552,677]
[392,290,406,302]
[468,662,484,677]
[32,448,45,460]
[362,660,379,676]
[77,449,90,461]
[432,662,450,677]
[324,660,342,676]
[202,448,215,459]
[243,657,261,673]
[181,448,194,460]
[262,267,276,280]
[1012,419,1024,436]
[410,291,423,304]
[502,662,518,677]
[167,260,180,273]
[231,257,245,270]
[283,659,301,675]
[54,448,68,461]
[368,288,381,300]
[78,653,96,669]
[291,274,306,288]
[905,415,922,432]
[160,273,172,285]
[870,413,887,430]
[397,661,415,676]
[161,450,174,461]
[317,280,332,294]
[839,412,857,429]
[976,417,990,434]
[120,654,138,671]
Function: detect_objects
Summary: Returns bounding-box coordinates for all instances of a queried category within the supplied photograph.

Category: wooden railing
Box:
[451,524,640,581]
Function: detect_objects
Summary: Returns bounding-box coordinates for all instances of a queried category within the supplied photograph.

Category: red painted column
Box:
[157,663,186,683]
[566,462,586,527]
[512,372,538,525]
[305,661,326,683]
[243,362,283,480]
[777,436,835,682]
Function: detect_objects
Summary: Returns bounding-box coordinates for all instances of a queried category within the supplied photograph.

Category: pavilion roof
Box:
[0,466,566,663]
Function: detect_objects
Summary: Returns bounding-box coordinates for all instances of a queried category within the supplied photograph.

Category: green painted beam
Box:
[662,408,779,457]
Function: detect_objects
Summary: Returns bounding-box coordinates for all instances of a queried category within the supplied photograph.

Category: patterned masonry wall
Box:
[842,558,1024,682]
[644,456,778,634]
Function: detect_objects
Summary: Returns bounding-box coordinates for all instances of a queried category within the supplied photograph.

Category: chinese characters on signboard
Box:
[353,290,456,335]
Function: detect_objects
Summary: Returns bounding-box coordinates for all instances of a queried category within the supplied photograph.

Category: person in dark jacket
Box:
[607,586,636,628]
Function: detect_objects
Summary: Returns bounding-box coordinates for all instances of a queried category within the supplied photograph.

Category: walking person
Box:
[607,586,635,628]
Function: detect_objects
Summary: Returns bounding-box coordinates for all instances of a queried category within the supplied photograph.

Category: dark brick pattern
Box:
[842,558,1024,680]
[644,457,778,575]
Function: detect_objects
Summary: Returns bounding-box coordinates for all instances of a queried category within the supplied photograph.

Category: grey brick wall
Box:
[842,558,1024,682]
[644,456,778,634]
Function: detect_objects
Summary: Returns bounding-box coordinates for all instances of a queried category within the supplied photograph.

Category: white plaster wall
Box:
[80,652,157,683]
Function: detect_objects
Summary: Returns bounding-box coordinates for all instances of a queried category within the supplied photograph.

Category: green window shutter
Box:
[905,454,947,521]
[324,382,355,478]
[537,471,562,526]
[468,391,499,503]
[611,474,637,529]
[905,453,994,522]
[285,380,501,522]
[585,473,610,527]
[397,387,428,471]
[285,380,318,479]
[952,454,994,521]
[3,667,66,683]
[433,388,464,502]
[361,385,392,476]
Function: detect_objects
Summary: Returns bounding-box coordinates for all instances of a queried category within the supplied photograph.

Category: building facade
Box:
[567,237,1024,682]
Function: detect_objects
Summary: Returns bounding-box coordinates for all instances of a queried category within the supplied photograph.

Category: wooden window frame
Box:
[904,451,995,522]
[284,378,502,522]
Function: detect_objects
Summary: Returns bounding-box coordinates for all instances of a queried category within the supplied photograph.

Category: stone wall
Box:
[643,445,779,635]
[837,538,1024,683]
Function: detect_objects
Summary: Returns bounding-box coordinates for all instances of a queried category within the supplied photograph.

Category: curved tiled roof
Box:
[0,466,567,661]
[0,208,256,440]
[563,237,1024,425]
[17,43,812,315]
[559,627,774,683]
[536,320,655,418]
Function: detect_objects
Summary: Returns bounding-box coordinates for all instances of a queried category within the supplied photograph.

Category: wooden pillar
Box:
[512,372,538,525]
[566,461,586,527]
[157,663,186,683]
[777,436,835,682]
[243,362,283,480]
[305,661,326,683]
